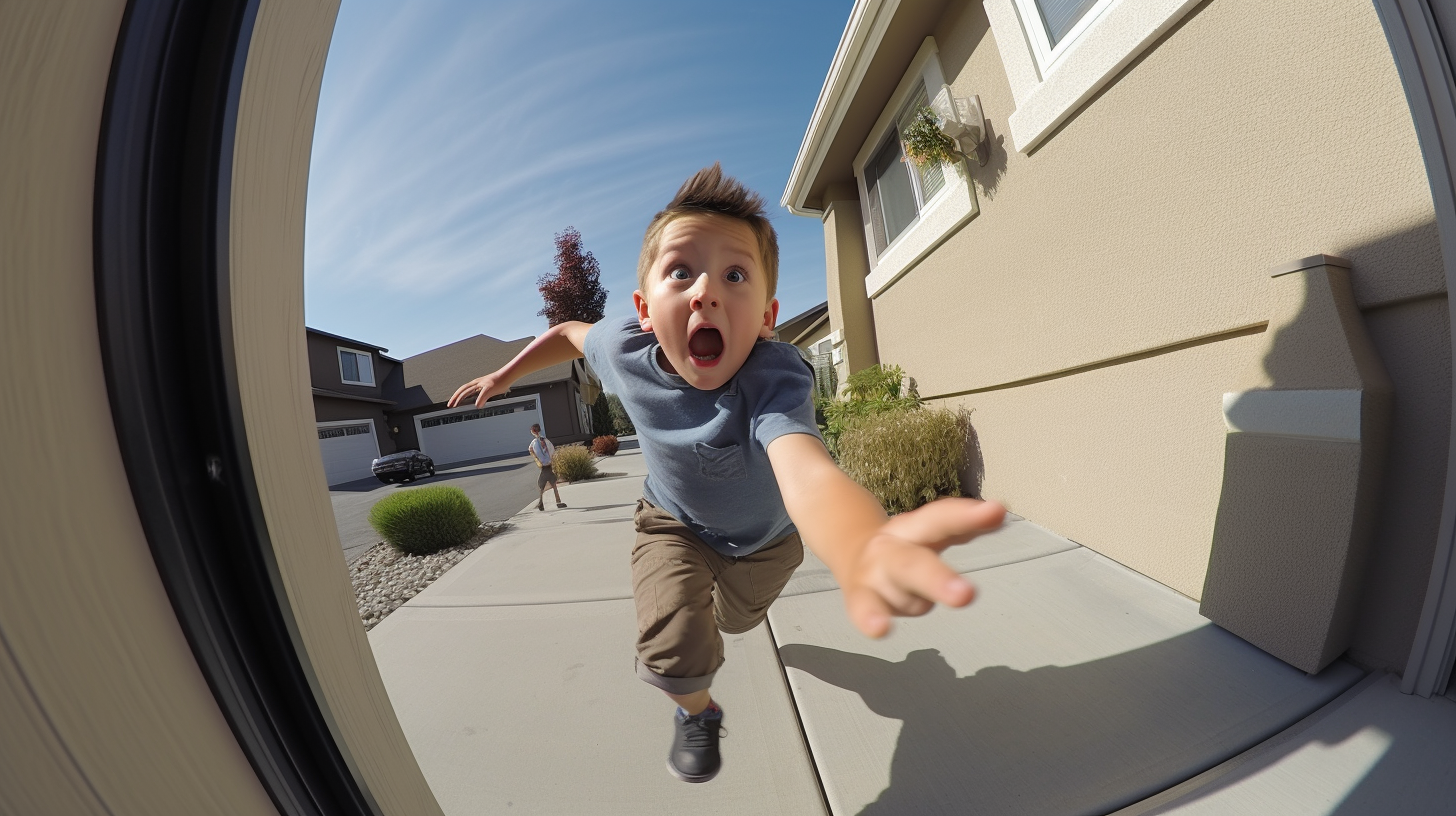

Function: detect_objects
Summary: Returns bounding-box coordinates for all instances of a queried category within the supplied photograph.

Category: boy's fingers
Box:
[844,587,894,639]
[448,382,474,408]
[881,498,1006,551]
[881,544,976,609]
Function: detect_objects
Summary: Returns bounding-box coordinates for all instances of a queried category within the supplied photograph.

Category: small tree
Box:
[538,227,608,326]
[606,393,635,436]
[591,392,615,437]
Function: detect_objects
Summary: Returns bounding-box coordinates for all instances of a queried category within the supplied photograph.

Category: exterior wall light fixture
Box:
[931,85,987,164]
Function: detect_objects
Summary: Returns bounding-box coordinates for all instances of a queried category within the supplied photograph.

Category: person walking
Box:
[528,424,566,511]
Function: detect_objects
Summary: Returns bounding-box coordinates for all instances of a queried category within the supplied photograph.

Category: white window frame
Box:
[984,0,1204,152]
[336,346,375,386]
[854,37,979,299]
[1011,0,1116,71]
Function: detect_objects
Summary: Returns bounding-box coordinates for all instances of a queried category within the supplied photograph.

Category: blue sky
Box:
[304,1,852,359]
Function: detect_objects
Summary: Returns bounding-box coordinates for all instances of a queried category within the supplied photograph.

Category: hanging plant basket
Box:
[900,106,960,168]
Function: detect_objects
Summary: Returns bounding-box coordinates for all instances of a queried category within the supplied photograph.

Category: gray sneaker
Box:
[667,703,725,783]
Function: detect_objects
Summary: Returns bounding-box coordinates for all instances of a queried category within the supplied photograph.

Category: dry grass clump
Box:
[837,407,971,514]
[552,444,599,482]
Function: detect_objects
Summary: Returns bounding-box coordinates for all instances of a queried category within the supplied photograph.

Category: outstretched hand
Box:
[447,371,507,408]
[840,497,1006,638]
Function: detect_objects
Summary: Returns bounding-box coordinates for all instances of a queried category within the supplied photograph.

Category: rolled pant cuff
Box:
[636,659,716,694]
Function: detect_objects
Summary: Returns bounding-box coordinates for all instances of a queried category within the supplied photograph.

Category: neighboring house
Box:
[783,0,1447,689]
[776,300,837,398]
[307,328,402,486]
[774,300,832,354]
[388,334,597,468]
[308,328,598,486]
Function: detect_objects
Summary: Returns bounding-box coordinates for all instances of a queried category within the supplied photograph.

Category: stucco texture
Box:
[941,331,1260,599]
[865,0,1445,670]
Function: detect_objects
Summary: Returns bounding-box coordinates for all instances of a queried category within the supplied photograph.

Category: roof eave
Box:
[782,0,890,217]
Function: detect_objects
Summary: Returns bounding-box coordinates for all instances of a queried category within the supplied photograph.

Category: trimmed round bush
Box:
[591,434,619,456]
[552,444,598,482]
[837,407,971,514]
[368,485,481,556]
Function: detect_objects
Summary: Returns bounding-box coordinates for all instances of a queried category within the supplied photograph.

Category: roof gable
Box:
[393,334,574,411]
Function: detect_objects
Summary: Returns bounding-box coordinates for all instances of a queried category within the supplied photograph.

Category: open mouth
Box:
[688,327,724,365]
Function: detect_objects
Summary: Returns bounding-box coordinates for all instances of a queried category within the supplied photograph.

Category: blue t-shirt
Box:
[584,317,822,556]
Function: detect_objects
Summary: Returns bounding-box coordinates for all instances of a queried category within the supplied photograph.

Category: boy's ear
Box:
[758,298,780,340]
[632,290,653,333]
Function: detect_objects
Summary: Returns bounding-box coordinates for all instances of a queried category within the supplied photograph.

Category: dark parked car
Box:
[371,450,435,484]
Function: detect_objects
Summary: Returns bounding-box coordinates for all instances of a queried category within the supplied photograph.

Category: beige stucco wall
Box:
[855,0,1444,671]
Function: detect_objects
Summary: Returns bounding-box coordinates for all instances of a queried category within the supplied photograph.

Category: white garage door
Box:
[417,397,544,466]
[317,421,380,486]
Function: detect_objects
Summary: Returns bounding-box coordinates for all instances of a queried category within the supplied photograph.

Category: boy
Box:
[526,423,566,511]
[449,164,1005,783]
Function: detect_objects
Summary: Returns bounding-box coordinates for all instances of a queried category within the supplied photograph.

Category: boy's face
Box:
[633,214,778,391]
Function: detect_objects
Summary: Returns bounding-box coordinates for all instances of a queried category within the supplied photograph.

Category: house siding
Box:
[825,0,1444,672]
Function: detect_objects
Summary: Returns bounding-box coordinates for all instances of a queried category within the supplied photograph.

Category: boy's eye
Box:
[669,267,691,281]
[725,269,745,283]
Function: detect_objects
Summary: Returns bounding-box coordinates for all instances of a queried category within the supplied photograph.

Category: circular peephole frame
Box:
[81,0,1456,813]
[94,1,384,813]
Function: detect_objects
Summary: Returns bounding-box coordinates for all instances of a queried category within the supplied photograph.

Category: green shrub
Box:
[591,434,619,456]
[606,393,635,436]
[837,407,971,514]
[552,444,598,481]
[368,486,482,556]
[819,364,922,457]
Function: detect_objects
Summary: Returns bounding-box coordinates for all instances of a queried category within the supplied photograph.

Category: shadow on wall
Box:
[968,119,1007,201]
[779,632,1370,816]
[959,418,985,499]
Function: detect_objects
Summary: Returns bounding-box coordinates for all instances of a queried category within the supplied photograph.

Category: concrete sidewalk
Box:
[368,448,1456,815]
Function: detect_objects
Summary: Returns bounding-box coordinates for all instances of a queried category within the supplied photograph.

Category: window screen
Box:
[339,350,359,382]
[1036,0,1101,46]
[867,137,919,250]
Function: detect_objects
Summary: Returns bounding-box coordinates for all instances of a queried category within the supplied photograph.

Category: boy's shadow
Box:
[778,632,1365,815]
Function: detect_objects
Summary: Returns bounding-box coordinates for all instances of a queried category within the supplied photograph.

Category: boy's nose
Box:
[689,283,719,310]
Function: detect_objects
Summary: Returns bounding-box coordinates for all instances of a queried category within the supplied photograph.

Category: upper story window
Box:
[865,86,948,253]
[986,0,1203,151]
[1016,0,1111,62]
[854,37,979,298]
[337,347,375,386]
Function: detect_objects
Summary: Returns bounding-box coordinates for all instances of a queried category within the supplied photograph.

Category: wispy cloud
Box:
[305,0,849,357]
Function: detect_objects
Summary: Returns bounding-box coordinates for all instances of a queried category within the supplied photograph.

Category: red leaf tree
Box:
[538,227,608,326]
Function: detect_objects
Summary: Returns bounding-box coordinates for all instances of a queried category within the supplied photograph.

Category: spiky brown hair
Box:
[635,163,779,301]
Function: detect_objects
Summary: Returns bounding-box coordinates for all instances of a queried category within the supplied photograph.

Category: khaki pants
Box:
[632,499,804,694]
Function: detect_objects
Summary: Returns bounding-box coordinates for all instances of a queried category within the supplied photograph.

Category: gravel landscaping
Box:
[350,522,509,631]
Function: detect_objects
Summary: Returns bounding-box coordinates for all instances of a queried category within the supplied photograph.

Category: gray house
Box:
[307,327,597,486]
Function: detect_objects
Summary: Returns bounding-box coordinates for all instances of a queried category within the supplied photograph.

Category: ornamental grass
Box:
[837,407,972,515]
[552,444,599,482]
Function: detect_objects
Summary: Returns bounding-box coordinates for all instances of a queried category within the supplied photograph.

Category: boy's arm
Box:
[448,321,593,408]
[766,433,1006,638]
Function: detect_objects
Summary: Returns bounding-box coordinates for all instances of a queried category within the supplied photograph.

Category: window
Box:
[865,86,949,253]
[337,347,375,386]
[418,400,533,429]
[854,37,979,298]
[317,424,370,440]
[985,0,1202,151]
[1015,0,1111,60]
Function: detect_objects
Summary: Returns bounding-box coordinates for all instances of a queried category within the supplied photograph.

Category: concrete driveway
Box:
[329,439,638,564]
[330,453,542,564]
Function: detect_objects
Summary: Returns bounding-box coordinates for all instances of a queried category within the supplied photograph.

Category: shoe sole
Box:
[665,759,719,784]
